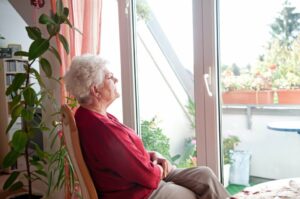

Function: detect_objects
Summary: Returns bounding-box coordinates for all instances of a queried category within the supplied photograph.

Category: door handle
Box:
[204,67,213,97]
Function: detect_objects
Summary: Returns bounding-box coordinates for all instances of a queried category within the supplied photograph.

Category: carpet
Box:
[231,178,300,199]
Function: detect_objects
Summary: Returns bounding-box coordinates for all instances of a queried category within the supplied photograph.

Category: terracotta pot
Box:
[276,89,300,104]
[222,90,274,105]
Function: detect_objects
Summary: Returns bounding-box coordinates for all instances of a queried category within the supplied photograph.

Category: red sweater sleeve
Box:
[89,119,161,189]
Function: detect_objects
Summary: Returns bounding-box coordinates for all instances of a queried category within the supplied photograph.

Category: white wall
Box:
[0,0,39,92]
[0,1,30,50]
[222,107,300,179]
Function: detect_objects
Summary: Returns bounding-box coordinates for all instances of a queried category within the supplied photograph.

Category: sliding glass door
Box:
[218,0,300,195]
[118,0,219,174]
[133,0,197,168]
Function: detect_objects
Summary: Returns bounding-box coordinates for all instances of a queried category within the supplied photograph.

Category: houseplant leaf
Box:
[39,14,56,25]
[63,7,69,17]
[47,24,60,36]
[26,26,42,40]
[58,34,69,53]
[56,0,64,16]
[15,51,29,57]
[11,103,23,119]
[6,116,18,134]
[29,68,46,88]
[40,57,52,77]
[11,130,27,152]
[48,46,62,64]
[5,73,26,95]
[21,108,34,121]
[8,94,21,110]
[28,38,50,60]
[3,171,20,190]
[23,87,37,106]
[8,181,23,191]
[2,150,20,168]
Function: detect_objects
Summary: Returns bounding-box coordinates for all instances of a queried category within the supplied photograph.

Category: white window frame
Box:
[118,0,221,179]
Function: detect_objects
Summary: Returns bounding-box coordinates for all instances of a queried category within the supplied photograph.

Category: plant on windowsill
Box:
[221,69,275,105]
[1,0,76,198]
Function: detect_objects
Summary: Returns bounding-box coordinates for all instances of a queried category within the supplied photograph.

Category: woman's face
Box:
[99,71,120,104]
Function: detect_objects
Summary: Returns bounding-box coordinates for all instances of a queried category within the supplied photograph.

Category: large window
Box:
[101,0,123,121]
[134,0,196,168]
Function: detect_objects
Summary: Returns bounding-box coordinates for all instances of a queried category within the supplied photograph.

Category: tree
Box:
[270,0,300,47]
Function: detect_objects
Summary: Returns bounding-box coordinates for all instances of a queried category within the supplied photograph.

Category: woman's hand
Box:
[157,158,174,178]
[149,151,175,178]
[149,151,158,162]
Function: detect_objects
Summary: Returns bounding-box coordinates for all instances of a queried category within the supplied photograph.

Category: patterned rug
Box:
[231,178,300,199]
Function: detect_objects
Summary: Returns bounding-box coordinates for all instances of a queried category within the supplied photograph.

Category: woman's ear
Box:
[90,85,101,98]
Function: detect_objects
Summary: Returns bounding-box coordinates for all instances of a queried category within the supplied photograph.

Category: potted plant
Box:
[223,135,240,187]
[221,70,274,105]
[1,0,75,198]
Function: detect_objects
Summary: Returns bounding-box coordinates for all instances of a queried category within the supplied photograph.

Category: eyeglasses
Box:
[105,72,115,80]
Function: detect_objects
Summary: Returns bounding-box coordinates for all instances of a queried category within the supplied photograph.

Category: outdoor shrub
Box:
[141,117,172,160]
[223,135,240,164]
[176,138,197,168]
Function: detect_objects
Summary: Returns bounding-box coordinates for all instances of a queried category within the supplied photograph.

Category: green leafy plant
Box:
[175,138,196,168]
[0,34,5,40]
[141,117,172,160]
[270,0,300,47]
[1,0,76,197]
[223,135,240,165]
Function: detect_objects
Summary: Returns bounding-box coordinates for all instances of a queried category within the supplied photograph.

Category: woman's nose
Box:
[113,77,118,83]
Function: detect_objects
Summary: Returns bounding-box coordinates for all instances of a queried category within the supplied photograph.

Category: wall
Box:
[222,106,300,179]
[0,1,30,50]
[0,0,39,92]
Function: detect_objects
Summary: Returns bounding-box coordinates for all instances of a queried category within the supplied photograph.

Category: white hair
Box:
[64,54,107,104]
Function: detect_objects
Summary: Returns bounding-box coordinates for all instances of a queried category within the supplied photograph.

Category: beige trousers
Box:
[149,166,230,199]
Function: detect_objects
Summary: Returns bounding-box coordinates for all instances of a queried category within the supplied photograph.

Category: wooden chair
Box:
[61,104,98,199]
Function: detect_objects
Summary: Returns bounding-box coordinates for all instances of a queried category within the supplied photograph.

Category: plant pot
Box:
[222,90,274,104]
[223,164,231,187]
[276,89,300,104]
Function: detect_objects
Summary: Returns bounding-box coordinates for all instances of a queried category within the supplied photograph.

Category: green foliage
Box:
[0,34,5,40]
[136,0,151,21]
[175,138,196,168]
[223,135,240,165]
[141,117,191,167]
[270,0,300,47]
[141,117,171,160]
[1,0,76,197]
[257,36,300,89]
[254,0,300,90]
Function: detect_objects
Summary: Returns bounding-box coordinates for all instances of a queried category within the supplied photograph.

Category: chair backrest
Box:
[61,104,98,199]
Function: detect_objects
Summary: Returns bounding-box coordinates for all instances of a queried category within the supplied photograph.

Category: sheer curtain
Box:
[50,1,102,198]
[51,0,102,104]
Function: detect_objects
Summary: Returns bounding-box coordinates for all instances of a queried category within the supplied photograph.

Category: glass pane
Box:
[101,0,123,121]
[219,0,300,195]
[134,0,196,168]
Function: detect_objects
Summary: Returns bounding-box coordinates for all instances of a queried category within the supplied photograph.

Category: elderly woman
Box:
[64,54,230,199]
